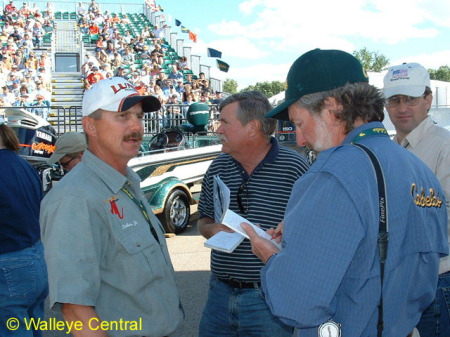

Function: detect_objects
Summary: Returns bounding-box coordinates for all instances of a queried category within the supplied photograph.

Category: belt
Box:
[218,278,261,289]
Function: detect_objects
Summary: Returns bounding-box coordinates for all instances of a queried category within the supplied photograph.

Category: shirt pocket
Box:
[115,224,154,255]
[113,223,170,282]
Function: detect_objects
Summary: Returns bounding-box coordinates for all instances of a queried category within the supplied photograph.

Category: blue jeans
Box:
[0,241,49,337]
[199,275,293,337]
[417,271,450,336]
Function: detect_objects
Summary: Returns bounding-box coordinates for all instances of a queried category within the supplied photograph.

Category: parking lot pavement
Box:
[43,208,211,337]
[168,209,211,337]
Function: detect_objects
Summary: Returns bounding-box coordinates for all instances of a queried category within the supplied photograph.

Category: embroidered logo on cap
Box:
[391,68,409,81]
[111,82,137,95]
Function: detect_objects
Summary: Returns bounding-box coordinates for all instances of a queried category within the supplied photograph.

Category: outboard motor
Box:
[2,107,60,192]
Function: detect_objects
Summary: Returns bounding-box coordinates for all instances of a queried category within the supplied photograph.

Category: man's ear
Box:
[247,119,260,137]
[82,116,97,137]
[424,93,433,112]
[322,97,343,124]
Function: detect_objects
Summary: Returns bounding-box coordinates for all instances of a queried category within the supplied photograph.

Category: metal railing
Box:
[10,104,221,136]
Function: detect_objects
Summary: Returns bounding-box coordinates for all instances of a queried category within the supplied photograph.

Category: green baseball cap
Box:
[265,49,368,121]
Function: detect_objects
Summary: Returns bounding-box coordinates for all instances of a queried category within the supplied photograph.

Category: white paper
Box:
[213,175,230,223]
[221,209,282,249]
[204,231,244,253]
[211,175,281,251]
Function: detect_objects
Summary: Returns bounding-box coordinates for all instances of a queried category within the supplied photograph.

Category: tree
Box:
[353,47,389,72]
[223,78,238,94]
[428,65,450,82]
[240,80,285,98]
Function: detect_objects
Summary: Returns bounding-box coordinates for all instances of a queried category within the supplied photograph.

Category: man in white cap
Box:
[384,62,450,336]
[47,132,87,172]
[41,77,183,337]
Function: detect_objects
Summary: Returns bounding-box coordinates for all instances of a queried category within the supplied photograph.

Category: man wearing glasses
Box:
[197,91,309,336]
[384,63,450,336]
[47,132,87,172]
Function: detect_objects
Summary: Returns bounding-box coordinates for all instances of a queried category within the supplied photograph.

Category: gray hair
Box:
[219,91,276,139]
[296,82,385,134]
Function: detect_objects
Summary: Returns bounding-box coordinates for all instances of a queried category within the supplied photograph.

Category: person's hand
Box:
[266,220,284,244]
[242,223,279,264]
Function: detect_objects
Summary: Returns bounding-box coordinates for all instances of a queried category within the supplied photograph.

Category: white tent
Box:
[269,71,450,107]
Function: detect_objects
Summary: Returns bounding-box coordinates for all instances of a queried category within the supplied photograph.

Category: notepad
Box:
[220,209,282,250]
[204,231,245,253]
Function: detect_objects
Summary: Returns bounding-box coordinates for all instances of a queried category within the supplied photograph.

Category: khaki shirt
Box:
[394,115,450,274]
[41,150,183,337]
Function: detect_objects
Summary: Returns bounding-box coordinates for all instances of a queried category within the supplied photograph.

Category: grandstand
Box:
[0,0,222,134]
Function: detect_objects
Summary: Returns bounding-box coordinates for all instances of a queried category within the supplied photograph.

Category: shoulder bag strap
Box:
[353,143,389,337]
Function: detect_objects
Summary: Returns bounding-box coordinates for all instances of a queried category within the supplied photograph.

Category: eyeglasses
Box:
[59,157,77,169]
[385,95,425,108]
[237,180,249,215]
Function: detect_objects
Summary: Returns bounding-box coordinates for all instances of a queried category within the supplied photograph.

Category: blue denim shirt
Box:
[261,122,448,337]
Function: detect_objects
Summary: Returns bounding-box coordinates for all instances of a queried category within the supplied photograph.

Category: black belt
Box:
[218,278,261,289]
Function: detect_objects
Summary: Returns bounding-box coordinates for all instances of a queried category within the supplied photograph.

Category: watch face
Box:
[318,320,341,337]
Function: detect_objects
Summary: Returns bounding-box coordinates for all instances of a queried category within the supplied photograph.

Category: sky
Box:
[155,0,450,90]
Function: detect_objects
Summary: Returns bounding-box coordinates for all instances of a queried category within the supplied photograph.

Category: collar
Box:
[342,121,388,145]
[395,115,434,149]
[233,136,279,180]
[81,149,141,194]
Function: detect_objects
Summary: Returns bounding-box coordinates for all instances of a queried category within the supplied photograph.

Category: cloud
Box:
[180,0,450,89]
[189,36,270,60]
[209,0,444,47]
[239,0,264,15]
[391,50,450,69]
[221,62,292,90]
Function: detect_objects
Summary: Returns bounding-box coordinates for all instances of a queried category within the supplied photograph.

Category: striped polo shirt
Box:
[198,137,310,281]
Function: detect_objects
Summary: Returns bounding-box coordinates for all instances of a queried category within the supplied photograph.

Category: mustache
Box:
[123,131,143,142]
[217,134,227,142]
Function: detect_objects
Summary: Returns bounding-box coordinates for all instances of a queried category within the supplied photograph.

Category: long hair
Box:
[297,82,385,134]
[0,123,20,153]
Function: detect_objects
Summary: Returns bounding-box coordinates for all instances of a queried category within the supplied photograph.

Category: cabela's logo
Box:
[411,183,443,208]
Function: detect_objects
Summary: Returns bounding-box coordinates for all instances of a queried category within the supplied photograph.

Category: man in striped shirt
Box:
[198,91,309,336]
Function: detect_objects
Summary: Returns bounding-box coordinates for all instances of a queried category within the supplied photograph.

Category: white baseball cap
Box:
[82,77,161,117]
[383,63,430,99]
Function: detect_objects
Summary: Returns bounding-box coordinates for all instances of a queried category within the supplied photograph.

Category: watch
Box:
[318,319,341,337]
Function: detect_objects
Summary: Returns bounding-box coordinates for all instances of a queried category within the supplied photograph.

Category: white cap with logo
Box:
[82,77,161,117]
[383,63,431,99]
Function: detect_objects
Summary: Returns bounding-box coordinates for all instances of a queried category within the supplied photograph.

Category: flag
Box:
[207,48,222,58]
[217,59,229,72]
[158,5,164,12]
[189,31,197,43]
[146,0,156,10]
[161,13,166,21]
[181,26,189,33]
[175,19,181,26]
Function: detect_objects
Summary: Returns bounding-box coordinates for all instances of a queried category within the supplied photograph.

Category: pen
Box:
[271,232,281,239]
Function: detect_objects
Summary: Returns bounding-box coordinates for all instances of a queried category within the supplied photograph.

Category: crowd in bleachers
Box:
[0,0,222,126]
[0,1,54,120]
[79,0,223,121]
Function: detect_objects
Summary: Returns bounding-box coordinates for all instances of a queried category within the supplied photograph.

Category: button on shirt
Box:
[41,150,183,337]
